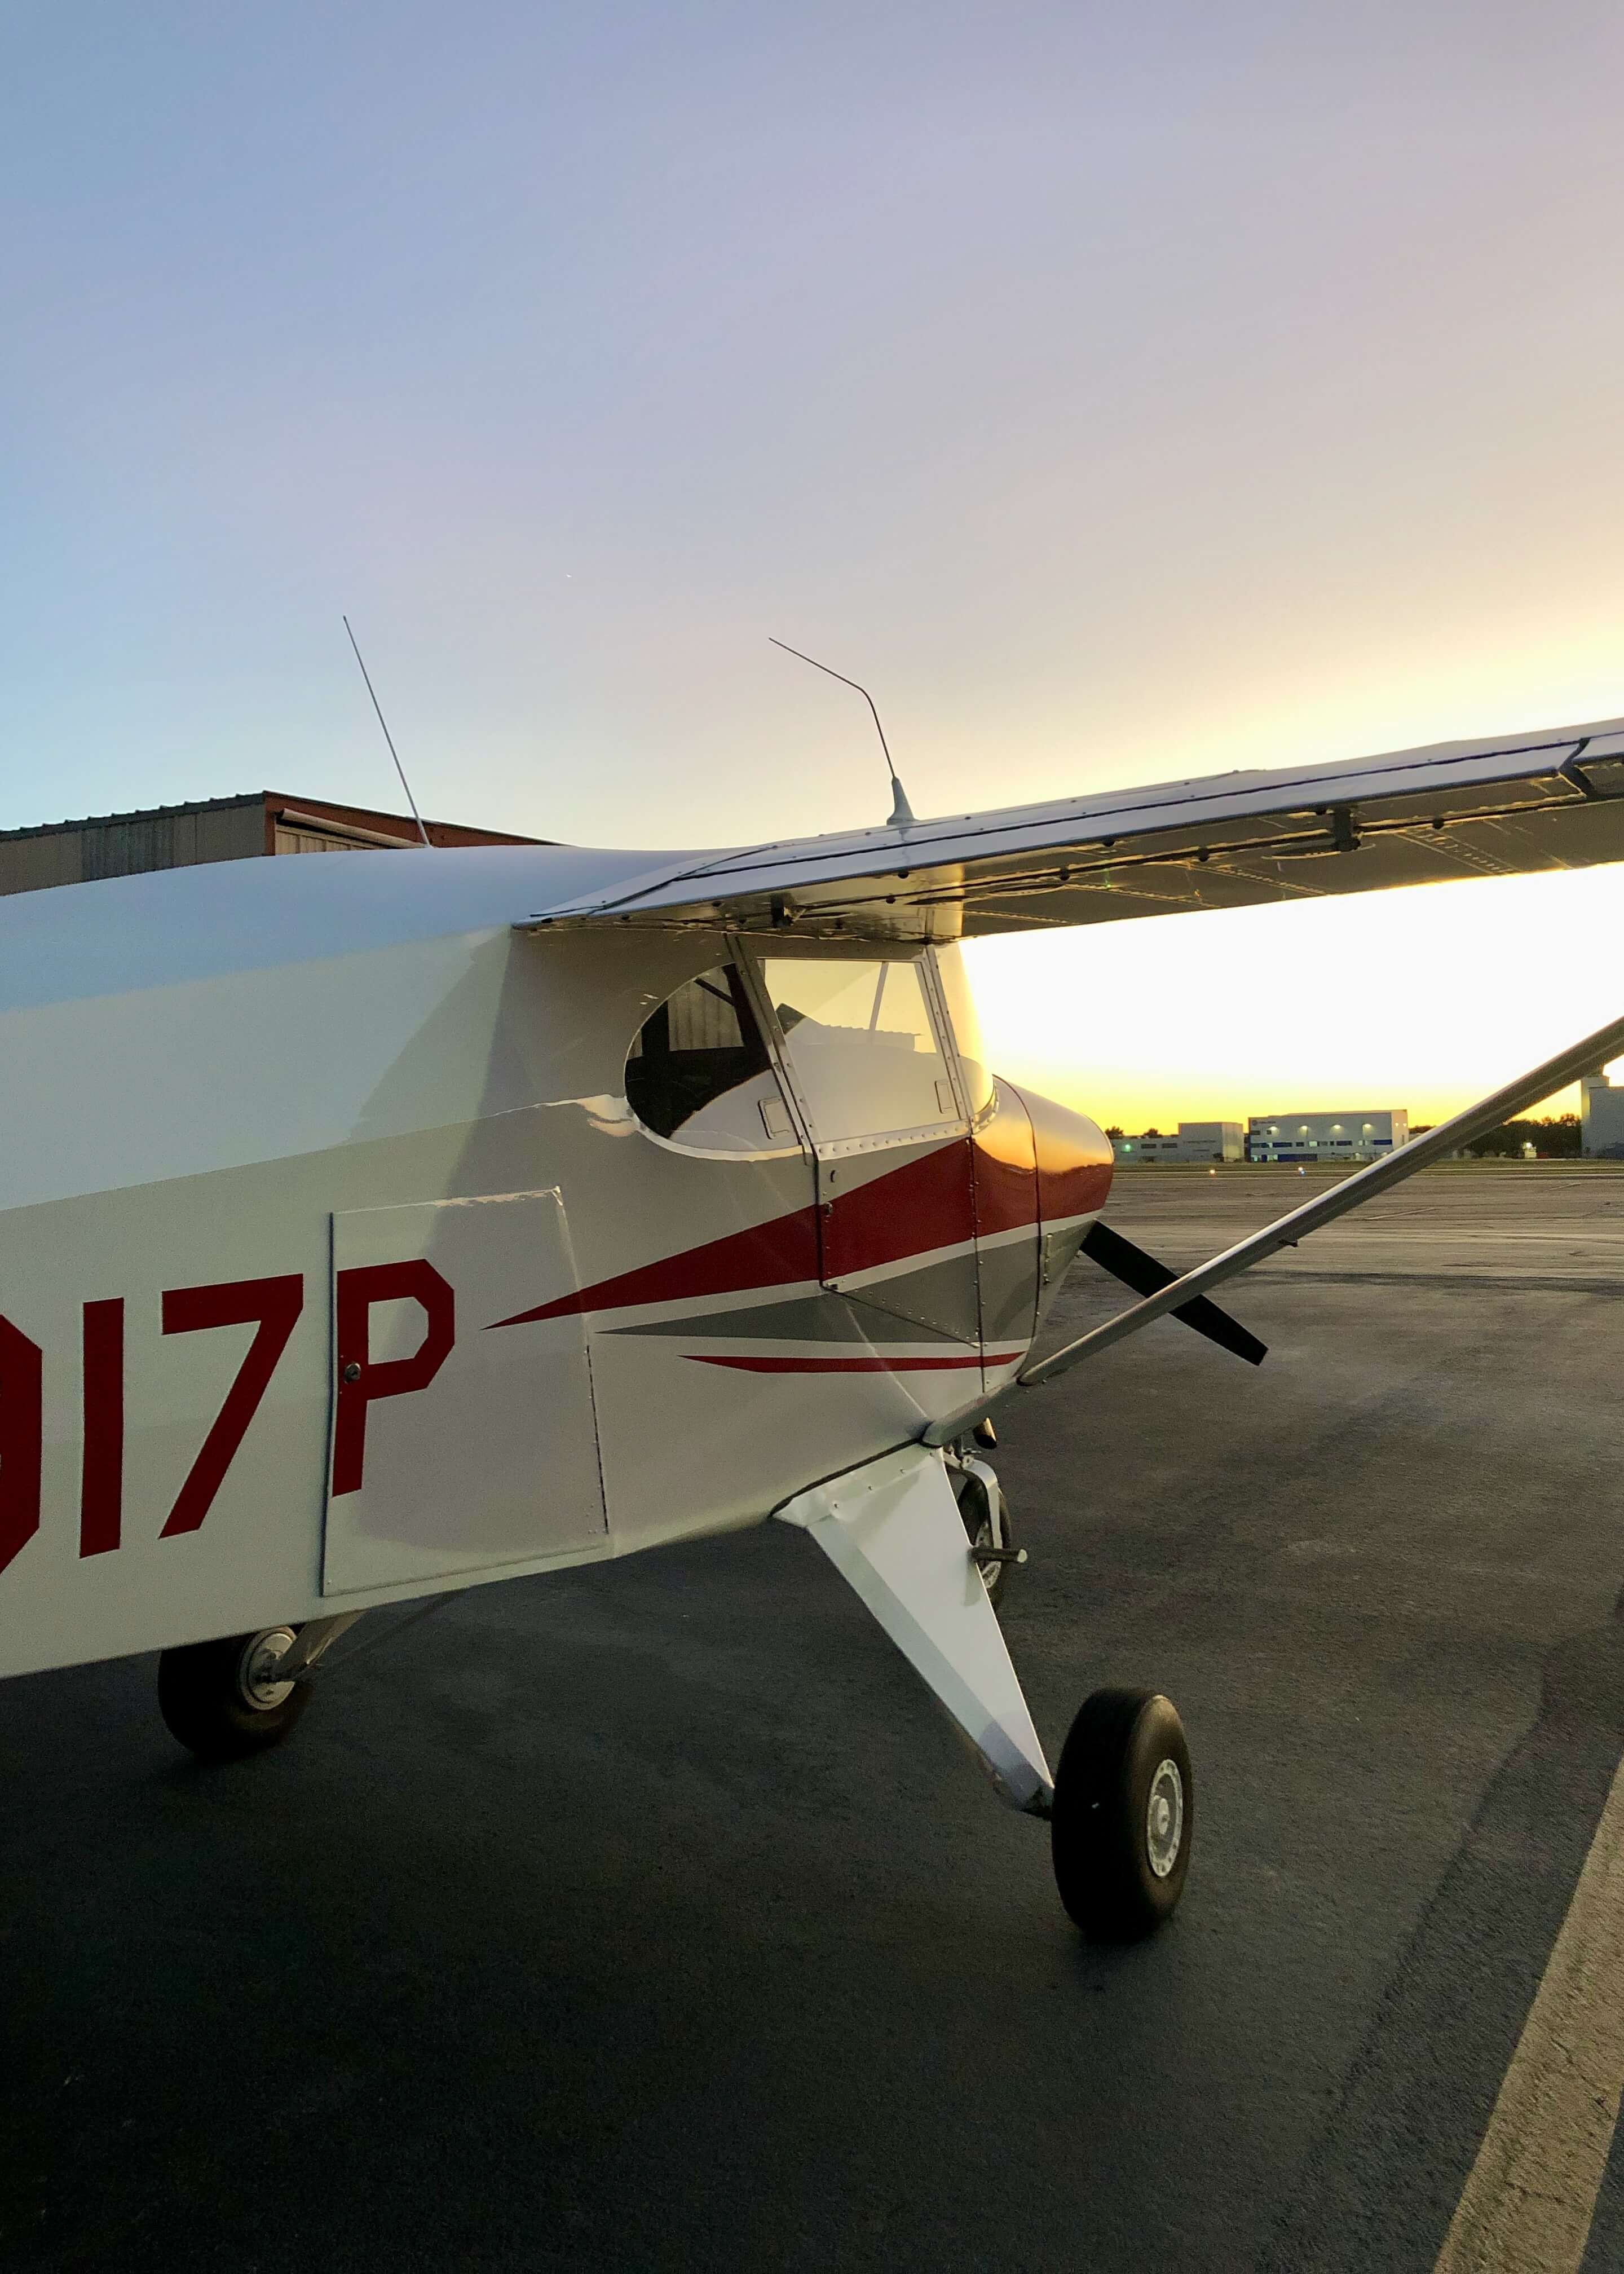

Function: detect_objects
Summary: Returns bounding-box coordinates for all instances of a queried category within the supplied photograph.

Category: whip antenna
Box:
[770,638,916,827]
[342,616,433,848]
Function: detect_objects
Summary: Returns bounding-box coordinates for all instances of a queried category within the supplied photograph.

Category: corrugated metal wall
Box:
[0,792,535,896]
[0,830,82,896]
[0,800,266,896]
[272,822,405,855]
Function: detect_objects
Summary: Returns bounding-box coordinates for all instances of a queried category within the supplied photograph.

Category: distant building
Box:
[1581,1074,1624,1158]
[1114,1121,1244,1165]
[1113,1134,1180,1164]
[1248,1110,1408,1165]
[0,792,544,897]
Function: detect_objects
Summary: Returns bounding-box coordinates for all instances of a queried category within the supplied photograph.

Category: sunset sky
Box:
[4,3,1623,1126]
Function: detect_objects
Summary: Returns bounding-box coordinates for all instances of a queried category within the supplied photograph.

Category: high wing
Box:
[528,712,1624,940]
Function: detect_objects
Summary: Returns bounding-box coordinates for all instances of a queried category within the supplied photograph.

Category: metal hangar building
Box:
[0,792,543,897]
[1247,1110,1409,1165]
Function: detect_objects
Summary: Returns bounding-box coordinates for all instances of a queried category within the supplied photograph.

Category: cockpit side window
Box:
[625,965,793,1152]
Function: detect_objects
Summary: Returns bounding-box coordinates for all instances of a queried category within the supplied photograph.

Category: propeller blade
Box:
[1080,1220,1266,1368]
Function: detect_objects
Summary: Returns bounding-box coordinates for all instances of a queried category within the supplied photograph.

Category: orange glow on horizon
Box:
[963,860,1624,1135]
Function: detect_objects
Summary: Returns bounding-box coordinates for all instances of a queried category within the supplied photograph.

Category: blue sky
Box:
[5,3,1623,1121]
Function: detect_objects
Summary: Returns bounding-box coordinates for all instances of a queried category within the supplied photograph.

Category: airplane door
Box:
[321,1191,606,1596]
[756,954,981,1352]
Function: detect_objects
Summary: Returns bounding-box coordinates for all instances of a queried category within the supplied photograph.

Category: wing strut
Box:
[924,1002,1624,1444]
[1027,1007,1624,1389]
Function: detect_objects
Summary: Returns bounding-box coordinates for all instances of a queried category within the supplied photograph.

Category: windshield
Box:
[761,957,960,1144]
[931,945,994,1115]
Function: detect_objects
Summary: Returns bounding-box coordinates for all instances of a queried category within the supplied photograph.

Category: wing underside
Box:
[527,716,1624,942]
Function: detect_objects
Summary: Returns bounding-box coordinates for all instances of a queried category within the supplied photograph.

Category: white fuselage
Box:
[0,846,1109,1680]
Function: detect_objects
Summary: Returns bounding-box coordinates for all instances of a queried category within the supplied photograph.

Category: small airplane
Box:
[3,709,1623,1941]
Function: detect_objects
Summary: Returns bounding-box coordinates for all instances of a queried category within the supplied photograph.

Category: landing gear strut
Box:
[778,1446,1195,1941]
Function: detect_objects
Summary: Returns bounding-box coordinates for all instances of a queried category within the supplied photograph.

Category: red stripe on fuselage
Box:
[490,1202,821,1327]
[821,1140,976,1285]
[489,1105,1110,1332]
[492,1143,995,1329]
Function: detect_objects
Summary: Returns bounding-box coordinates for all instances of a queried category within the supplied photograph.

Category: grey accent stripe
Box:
[839,1251,980,1344]
[977,1237,1041,1342]
[1035,1222,1090,1329]
[603,1290,965,1346]
[603,1245,1047,1352]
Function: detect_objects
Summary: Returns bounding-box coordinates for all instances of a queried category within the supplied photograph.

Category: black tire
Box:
[955,1468,1015,1610]
[157,1628,311,1763]
[1051,1687,1193,1940]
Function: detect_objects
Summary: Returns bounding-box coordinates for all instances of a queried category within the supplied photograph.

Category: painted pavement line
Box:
[1433,1747,1624,2274]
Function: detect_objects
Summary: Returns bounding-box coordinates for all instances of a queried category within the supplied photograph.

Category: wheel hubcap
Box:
[1145,1758,1184,1878]
[968,1488,1006,1599]
[237,1628,297,1711]
[973,1517,998,1592]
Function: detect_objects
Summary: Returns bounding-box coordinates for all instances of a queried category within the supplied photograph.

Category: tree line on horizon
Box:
[1455,1112,1581,1158]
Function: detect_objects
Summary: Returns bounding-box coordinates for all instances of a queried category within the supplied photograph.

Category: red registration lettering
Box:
[160,1276,304,1537]
[331,1261,455,1496]
[0,1315,43,1577]
[80,1297,125,1558]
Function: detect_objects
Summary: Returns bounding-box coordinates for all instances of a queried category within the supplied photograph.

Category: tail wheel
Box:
[157,1628,311,1762]
[1051,1688,1193,1939]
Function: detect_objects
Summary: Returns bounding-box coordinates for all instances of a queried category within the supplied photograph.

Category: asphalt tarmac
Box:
[5,1164,1624,2272]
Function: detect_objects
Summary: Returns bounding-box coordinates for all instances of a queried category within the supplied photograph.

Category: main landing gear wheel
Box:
[157,1628,311,1762]
[955,1471,1017,1609]
[1051,1688,1193,1941]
